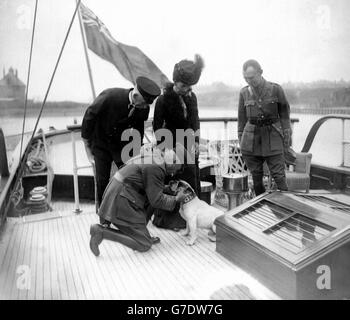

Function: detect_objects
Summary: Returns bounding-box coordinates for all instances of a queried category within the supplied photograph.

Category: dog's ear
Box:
[178,180,195,193]
[178,180,189,188]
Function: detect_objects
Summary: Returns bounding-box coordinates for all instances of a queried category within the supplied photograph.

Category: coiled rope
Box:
[26,139,47,173]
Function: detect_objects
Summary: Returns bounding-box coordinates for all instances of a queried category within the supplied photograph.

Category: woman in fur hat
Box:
[152,54,204,230]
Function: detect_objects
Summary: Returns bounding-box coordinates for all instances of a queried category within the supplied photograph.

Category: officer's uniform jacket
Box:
[81,88,149,159]
[238,79,291,156]
[98,155,177,227]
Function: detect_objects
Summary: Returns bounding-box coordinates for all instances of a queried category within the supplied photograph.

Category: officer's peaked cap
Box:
[136,76,161,104]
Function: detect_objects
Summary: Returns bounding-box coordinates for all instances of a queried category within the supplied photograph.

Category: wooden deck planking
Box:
[74,214,114,300]
[154,229,220,298]
[157,227,237,300]
[35,217,44,300]
[53,217,73,300]
[11,221,29,299]
[27,221,37,299]
[47,219,60,300]
[0,220,22,299]
[160,228,232,298]
[18,218,33,300]
[61,216,87,299]
[65,214,98,300]
[138,232,194,299]
[0,200,281,300]
[78,214,118,300]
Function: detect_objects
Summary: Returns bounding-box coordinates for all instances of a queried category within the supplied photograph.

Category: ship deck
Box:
[0,198,281,300]
[1,129,350,300]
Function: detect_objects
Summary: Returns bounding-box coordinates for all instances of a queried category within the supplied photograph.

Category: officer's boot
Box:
[89,224,104,256]
[89,224,151,256]
[102,226,151,252]
[274,177,288,191]
[252,174,266,196]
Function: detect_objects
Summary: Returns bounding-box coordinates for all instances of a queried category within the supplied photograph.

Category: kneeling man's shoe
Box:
[152,236,160,244]
[90,224,103,256]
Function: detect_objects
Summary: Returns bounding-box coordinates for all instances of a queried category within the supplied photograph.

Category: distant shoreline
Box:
[0,105,87,117]
[1,103,350,117]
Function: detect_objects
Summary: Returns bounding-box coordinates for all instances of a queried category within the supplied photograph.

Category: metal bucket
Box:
[222,173,248,193]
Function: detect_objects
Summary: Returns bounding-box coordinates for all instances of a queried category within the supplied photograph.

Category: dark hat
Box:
[173,54,204,86]
[136,76,161,104]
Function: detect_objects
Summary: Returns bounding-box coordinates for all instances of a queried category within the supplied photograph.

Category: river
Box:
[0,106,349,168]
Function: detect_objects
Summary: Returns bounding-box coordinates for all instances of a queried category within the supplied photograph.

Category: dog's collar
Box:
[183,193,196,203]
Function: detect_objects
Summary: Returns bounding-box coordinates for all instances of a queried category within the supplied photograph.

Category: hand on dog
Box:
[175,189,187,202]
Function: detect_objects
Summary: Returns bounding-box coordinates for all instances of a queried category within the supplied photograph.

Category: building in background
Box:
[0,67,25,108]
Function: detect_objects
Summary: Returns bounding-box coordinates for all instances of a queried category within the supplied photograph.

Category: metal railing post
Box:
[341,119,346,167]
[71,130,82,214]
[224,120,228,141]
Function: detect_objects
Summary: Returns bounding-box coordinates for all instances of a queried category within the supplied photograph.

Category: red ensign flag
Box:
[80,3,169,88]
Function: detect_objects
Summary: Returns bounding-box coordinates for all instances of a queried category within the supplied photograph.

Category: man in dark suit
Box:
[81,76,161,209]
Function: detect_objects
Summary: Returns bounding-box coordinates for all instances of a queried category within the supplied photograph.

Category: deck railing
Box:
[301,114,350,168]
[66,117,299,213]
[144,117,299,143]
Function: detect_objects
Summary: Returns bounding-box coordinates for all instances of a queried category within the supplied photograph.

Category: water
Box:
[0,106,348,169]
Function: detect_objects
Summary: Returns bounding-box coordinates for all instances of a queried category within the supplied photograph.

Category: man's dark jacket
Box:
[81,88,149,159]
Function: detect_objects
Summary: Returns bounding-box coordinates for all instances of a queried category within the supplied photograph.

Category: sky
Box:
[0,0,350,102]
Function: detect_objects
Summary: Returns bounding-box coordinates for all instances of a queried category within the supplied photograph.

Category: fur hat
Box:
[173,54,204,85]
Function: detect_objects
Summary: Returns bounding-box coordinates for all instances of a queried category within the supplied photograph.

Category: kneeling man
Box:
[89,147,187,256]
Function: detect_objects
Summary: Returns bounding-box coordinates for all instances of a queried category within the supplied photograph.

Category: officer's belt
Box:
[249,118,279,126]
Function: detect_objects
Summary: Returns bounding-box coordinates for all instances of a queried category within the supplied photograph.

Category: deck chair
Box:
[285,152,312,193]
[264,152,312,193]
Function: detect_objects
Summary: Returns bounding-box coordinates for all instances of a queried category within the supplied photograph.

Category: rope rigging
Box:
[7,0,82,216]
[19,0,38,159]
[28,0,82,142]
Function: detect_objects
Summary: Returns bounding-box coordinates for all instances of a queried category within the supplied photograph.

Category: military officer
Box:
[238,59,291,196]
[81,77,161,208]
[89,147,187,255]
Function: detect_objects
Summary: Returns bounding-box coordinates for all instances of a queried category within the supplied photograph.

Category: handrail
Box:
[67,117,299,211]
[301,114,350,153]
[67,117,300,132]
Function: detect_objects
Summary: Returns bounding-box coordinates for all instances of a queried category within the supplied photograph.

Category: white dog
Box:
[169,180,224,246]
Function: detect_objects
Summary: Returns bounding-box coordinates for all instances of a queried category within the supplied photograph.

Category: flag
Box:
[80,3,169,88]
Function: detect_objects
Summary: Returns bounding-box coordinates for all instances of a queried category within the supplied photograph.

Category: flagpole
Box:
[76,1,98,214]
[76,0,96,100]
